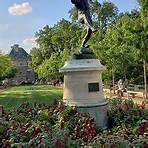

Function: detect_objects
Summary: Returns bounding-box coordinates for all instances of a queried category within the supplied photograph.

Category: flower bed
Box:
[0,98,148,147]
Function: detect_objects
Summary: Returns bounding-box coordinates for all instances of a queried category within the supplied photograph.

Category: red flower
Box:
[138,120,148,135]
[32,127,41,137]
[54,139,65,148]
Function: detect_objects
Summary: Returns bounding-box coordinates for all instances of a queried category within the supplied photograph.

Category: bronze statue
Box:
[71,0,96,48]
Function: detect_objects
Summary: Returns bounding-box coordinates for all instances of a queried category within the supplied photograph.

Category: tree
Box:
[30,0,147,88]
[30,1,122,83]
[136,0,148,100]
[30,47,43,71]
[0,54,16,81]
[30,19,82,80]
[36,53,62,80]
[91,1,118,29]
[96,6,147,98]
[35,25,55,59]
[69,1,118,29]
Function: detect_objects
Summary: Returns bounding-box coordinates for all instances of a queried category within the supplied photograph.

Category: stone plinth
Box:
[60,58,108,129]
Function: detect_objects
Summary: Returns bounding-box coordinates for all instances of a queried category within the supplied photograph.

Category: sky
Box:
[0,0,139,53]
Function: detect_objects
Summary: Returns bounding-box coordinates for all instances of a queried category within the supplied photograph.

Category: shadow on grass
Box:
[0,85,63,109]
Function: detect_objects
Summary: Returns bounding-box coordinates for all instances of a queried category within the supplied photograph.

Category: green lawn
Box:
[0,85,63,109]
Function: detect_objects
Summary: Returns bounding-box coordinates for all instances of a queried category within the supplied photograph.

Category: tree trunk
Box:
[112,70,115,94]
[143,59,147,102]
[124,71,127,80]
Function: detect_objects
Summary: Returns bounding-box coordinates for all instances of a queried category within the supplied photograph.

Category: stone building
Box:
[9,44,36,85]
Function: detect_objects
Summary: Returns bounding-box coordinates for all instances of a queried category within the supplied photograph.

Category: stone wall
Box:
[9,44,37,85]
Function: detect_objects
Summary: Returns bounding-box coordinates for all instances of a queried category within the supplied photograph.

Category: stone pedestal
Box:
[60,49,108,129]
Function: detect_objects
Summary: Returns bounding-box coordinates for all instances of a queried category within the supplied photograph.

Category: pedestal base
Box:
[60,52,108,129]
[77,103,108,129]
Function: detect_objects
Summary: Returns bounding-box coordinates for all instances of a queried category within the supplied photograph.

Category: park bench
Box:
[127,90,139,98]
[127,84,144,99]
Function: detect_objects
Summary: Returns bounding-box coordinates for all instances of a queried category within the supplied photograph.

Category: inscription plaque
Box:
[88,83,99,92]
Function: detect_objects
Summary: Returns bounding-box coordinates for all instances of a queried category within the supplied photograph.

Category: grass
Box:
[0,85,63,109]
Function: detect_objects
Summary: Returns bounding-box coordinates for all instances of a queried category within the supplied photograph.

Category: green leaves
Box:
[30,19,81,80]
[0,54,16,80]
[69,1,118,29]
[30,1,147,83]
[96,10,147,82]
[36,53,60,80]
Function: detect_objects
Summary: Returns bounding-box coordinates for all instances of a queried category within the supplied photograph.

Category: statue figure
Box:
[71,0,96,48]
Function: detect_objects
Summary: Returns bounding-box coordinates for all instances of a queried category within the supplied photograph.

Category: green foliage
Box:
[31,1,119,81]
[92,1,118,28]
[138,0,148,19]
[30,1,147,84]
[36,53,62,80]
[30,19,81,80]
[95,10,147,82]
[0,99,148,147]
[69,1,118,29]
[30,47,43,69]
[0,54,16,81]
[90,98,148,147]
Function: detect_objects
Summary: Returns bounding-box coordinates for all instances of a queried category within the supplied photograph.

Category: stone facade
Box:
[9,44,36,85]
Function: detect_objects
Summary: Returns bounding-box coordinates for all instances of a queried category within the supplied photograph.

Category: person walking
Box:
[123,79,128,92]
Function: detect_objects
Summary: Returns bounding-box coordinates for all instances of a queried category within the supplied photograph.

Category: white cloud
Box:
[23,37,37,47]
[8,2,32,16]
